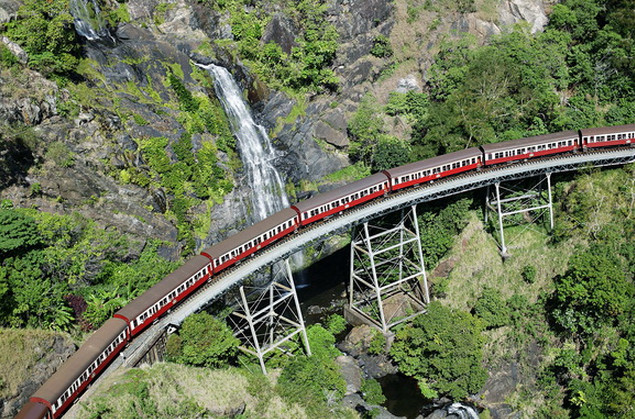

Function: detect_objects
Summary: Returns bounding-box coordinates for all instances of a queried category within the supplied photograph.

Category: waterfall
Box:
[69,0,112,42]
[447,403,479,419]
[199,63,305,272]
[200,63,289,222]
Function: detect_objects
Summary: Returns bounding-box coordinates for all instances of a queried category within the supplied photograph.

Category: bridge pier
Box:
[348,206,429,333]
[228,260,310,374]
[485,173,554,257]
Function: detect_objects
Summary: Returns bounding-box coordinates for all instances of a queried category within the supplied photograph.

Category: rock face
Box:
[262,13,298,54]
[0,0,19,24]
[0,331,76,418]
[499,0,548,33]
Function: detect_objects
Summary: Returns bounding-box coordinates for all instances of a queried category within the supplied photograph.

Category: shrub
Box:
[368,330,386,355]
[5,0,80,77]
[361,378,386,405]
[326,314,347,335]
[173,312,239,368]
[391,301,487,400]
[370,35,393,58]
[0,44,18,68]
[521,265,537,283]
[473,287,510,329]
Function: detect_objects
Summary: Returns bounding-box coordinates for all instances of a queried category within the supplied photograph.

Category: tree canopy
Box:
[390,301,487,400]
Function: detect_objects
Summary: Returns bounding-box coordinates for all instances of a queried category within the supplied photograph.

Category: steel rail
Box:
[66,147,634,417]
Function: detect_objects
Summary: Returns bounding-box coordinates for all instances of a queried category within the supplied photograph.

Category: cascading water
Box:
[69,0,113,42]
[447,403,479,419]
[200,63,289,222]
[200,63,306,273]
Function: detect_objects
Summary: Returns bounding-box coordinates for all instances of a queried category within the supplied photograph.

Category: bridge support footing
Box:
[348,205,429,333]
[485,173,554,257]
[228,260,310,374]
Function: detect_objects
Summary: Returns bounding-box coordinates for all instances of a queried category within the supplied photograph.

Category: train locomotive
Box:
[15,124,634,419]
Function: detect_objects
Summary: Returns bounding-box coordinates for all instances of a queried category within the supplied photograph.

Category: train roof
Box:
[15,401,49,419]
[480,131,578,154]
[32,318,128,404]
[292,172,388,213]
[385,148,482,178]
[580,123,635,136]
[201,208,298,260]
[115,255,211,321]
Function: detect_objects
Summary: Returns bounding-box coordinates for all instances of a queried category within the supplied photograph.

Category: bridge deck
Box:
[66,147,634,417]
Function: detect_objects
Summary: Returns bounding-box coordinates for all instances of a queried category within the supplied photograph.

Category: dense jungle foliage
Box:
[0,0,633,416]
[0,201,178,331]
[349,0,634,167]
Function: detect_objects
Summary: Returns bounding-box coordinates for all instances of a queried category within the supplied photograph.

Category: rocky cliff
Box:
[0,0,548,257]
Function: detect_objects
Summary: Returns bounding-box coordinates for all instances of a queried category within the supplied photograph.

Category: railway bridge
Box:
[68,147,635,413]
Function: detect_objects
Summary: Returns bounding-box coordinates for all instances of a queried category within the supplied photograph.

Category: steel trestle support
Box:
[484,173,554,257]
[348,206,429,333]
[228,260,310,374]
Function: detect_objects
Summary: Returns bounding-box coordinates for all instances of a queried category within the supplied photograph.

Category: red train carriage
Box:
[14,401,50,419]
[386,148,482,191]
[201,208,298,272]
[580,123,635,149]
[481,130,579,165]
[27,318,129,419]
[114,255,212,336]
[15,124,634,419]
[292,173,390,226]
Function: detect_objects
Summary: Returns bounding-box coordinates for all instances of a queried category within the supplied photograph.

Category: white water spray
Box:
[200,63,289,222]
[200,63,305,272]
[447,403,479,419]
[69,0,113,42]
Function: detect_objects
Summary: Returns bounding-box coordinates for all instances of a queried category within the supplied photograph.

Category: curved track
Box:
[66,147,634,416]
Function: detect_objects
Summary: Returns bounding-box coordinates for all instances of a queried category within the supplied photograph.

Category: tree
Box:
[5,0,80,76]
[551,244,633,336]
[172,312,239,368]
[348,94,384,165]
[0,208,40,256]
[372,135,411,172]
[390,301,487,400]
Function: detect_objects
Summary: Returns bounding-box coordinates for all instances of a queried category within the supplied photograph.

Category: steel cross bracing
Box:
[349,207,429,332]
[227,260,311,374]
[485,174,554,256]
[94,148,634,382]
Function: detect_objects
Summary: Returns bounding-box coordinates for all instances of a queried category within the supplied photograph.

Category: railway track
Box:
[64,146,635,417]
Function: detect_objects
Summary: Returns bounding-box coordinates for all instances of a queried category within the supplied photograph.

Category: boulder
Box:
[314,121,349,148]
[499,0,548,33]
[0,0,19,24]
[336,355,363,395]
[0,36,28,64]
[261,13,298,55]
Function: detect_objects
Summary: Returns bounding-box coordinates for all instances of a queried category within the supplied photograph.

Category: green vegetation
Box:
[361,378,386,405]
[166,312,239,368]
[370,35,393,58]
[326,313,347,335]
[418,197,472,267]
[208,0,338,93]
[429,165,634,415]
[351,0,634,164]
[277,324,348,416]
[3,0,80,78]
[0,203,178,331]
[391,301,487,400]
[348,94,410,172]
[473,287,510,329]
[162,317,352,417]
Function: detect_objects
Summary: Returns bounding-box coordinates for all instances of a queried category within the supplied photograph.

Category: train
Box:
[15,124,634,419]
